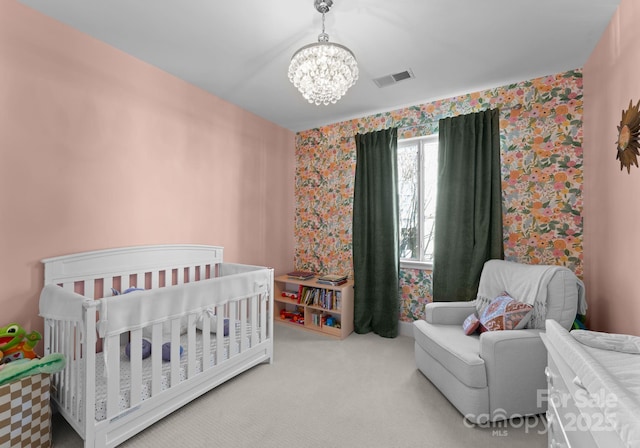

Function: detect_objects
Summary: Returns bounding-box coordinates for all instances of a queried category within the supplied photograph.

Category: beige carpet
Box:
[52,324,547,447]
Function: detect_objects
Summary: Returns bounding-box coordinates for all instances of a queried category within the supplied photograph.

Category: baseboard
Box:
[398,320,415,338]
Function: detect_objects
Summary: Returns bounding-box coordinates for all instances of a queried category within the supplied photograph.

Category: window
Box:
[398,134,438,267]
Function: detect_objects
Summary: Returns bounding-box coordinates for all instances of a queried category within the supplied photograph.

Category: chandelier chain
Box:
[322,10,325,35]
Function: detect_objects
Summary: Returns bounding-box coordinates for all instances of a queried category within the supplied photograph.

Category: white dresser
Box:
[541,321,636,448]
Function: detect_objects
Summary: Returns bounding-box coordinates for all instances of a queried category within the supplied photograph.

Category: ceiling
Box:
[19,0,621,132]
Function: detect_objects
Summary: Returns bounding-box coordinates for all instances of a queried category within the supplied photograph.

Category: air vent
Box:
[373,69,415,88]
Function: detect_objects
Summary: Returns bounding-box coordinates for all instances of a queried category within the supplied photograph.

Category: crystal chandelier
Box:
[288,0,359,105]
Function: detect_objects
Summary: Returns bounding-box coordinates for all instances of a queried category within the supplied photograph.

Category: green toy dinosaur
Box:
[0,323,41,364]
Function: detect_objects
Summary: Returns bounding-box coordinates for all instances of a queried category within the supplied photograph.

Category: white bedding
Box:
[77,329,257,421]
[546,320,640,447]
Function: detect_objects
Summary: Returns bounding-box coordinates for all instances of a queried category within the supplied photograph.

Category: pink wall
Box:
[583,0,640,335]
[0,1,296,337]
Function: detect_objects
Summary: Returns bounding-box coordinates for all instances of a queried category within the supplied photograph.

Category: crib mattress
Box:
[75,329,258,422]
[546,321,640,447]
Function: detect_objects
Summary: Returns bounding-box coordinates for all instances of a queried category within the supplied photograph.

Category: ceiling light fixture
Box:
[288,0,359,105]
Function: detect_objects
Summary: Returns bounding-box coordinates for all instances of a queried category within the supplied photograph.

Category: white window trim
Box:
[398,133,438,270]
[400,259,433,271]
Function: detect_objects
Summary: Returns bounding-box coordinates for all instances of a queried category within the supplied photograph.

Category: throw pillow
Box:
[462,313,480,335]
[479,292,533,332]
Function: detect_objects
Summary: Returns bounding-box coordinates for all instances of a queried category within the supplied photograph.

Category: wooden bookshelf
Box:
[274,274,354,339]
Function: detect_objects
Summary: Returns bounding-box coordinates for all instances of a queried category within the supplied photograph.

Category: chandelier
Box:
[288,0,359,105]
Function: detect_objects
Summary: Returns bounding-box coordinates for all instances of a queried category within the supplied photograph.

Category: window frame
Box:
[398,133,438,271]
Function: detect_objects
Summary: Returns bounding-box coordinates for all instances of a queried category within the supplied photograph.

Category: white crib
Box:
[39,244,273,448]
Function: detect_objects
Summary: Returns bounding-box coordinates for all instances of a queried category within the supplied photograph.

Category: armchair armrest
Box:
[479,329,548,417]
[480,329,544,363]
[424,301,476,325]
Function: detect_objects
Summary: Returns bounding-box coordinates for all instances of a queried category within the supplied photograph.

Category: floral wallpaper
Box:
[295,70,583,321]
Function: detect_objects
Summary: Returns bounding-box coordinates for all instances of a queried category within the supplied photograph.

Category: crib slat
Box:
[121,274,130,292]
[151,271,159,289]
[74,322,82,419]
[170,319,180,387]
[65,321,75,412]
[151,324,162,396]
[201,314,211,370]
[187,314,197,378]
[228,302,237,357]
[260,292,267,343]
[129,329,143,407]
[48,323,57,401]
[240,299,247,352]
[215,305,224,365]
[61,322,69,409]
[250,295,258,347]
[85,281,95,300]
[106,335,121,418]
[53,323,63,407]
[64,325,72,417]
[103,277,112,298]
[84,303,98,438]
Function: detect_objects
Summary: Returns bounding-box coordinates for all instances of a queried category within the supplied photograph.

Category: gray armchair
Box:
[413,260,583,424]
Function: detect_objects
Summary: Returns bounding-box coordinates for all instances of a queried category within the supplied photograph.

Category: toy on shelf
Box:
[0,323,41,364]
[321,315,341,328]
[279,307,305,325]
[281,290,298,300]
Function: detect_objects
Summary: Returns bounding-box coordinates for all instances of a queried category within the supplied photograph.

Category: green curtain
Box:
[352,128,399,338]
[433,109,503,302]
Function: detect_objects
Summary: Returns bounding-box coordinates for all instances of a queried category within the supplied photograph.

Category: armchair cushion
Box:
[413,320,486,388]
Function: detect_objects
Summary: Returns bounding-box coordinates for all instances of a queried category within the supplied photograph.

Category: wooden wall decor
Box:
[616,99,640,173]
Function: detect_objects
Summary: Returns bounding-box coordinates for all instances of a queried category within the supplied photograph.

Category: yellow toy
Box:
[0,323,41,364]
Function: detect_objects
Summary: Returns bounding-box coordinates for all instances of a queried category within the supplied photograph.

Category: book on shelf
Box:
[295,285,342,310]
[287,270,315,280]
[316,274,348,285]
